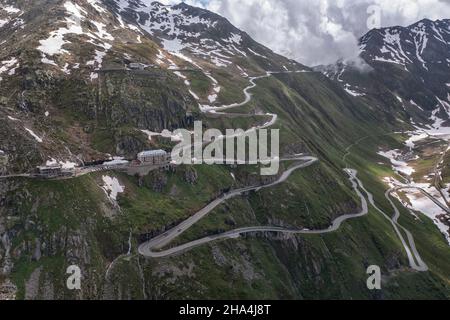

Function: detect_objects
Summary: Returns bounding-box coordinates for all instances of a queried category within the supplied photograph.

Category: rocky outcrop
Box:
[24,266,42,300]
[142,171,168,193]
[183,167,198,185]
[0,279,17,300]
[115,133,147,159]
[97,71,194,132]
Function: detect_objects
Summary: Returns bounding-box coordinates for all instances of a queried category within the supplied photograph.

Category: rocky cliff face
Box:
[97,70,194,131]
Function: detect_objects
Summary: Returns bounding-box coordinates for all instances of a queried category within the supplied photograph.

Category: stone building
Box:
[36,164,74,178]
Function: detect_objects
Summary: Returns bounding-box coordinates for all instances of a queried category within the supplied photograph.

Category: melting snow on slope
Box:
[344,84,365,97]
[236,65,248,77]
[24,128,43,143]
[403,97,450,149]
[37,1,85,59]
[405,133,428,149]
[141,129,184,142]
[406,189,450,245]
[208,94,217,103]
[115,1,250,68]
[1,5,21,14]
[248,48,267,59]
[37,1,114,77]
[101,175,125,201]
[364,22,438,72]
[0,4,22,29]
[162,38,185,53]
[46,158,77,169]
[384,177,450,245]
[378,149,415,175]
[87,0,106,13]
[91,20,114,41]
[189,90,199,100]
[208,85,222,104]
[0,57,19,81]
[381,95,450,244]
[412,22,429,70]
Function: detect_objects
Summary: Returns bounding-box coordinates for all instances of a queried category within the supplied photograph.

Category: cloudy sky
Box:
[159,0,450,66]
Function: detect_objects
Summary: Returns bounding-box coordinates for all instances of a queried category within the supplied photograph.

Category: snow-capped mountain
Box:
[0,0,304,86]
[360,19,450,74]
[109,0,302,71]
[316,19,450,126]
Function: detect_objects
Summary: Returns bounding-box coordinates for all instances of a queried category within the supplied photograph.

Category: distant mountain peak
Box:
[316,17,450,129]
[359,18,450,73]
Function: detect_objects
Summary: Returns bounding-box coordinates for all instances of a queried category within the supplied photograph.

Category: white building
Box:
[137,150,170,165]
[129,63,148,70]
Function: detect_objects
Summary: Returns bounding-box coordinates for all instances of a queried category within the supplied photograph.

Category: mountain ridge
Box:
[316,17,450,127]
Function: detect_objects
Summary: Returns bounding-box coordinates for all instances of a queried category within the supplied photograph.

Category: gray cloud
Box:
[161,0,450,66]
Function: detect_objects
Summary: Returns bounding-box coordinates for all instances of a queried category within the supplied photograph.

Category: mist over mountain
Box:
[156,0,450,66]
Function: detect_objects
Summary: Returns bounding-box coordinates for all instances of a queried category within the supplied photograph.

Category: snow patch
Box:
[248,48,267,59]
[384,177,450,245]
[0,57,19,81]
[162,38,185,53]
[1,5,21,14]
[141,129,184,142]
[46,158,77,169]
[24,128,43,143]
[87,0,106,13]
[378,149,415,175]
[37,1,113,76]
[101,175,125,201]
[405,132,428,149]
[189,90,199,100]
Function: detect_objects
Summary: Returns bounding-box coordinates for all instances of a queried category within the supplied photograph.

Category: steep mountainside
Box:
[0,0,449,300]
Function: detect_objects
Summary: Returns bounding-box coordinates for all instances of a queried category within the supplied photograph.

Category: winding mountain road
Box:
[200,73,272,113]
[138,167,372,258]
[343,134,428,271]
[137,163,426,273]
[200,70,310,114]
[397,186,450,214]
[385,188,428,271]
[139,156,319,257]
[138,68,432,273]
